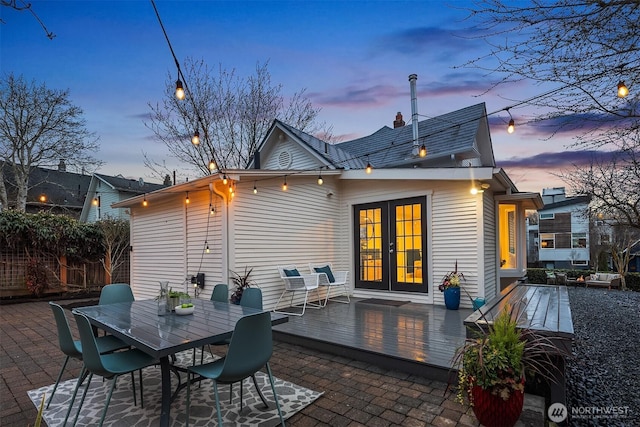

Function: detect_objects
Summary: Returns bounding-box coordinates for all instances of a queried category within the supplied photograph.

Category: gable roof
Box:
[539,195,591,211]
[94,173,166,194]
[336,103,494,168]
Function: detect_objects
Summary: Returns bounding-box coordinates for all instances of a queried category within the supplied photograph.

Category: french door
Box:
[354,197,427,293]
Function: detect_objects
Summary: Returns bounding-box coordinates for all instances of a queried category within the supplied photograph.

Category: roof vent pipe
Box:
[409,74,419,155]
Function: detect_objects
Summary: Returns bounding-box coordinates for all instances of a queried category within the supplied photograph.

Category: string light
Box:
[617,81,629,98]
[210,204,215,215]
[419,143,427,158]
[208,159,216,171]
[282,176,288,191]
[185,191,190,204]
[39,193,47,203]
[222,174,228,185]
[228,183,233,194]
[175,80,185,100]
[205,242,210,254]
[507,119,515,134]
[365,162,372,174]
[253,183,258,194]
[142,194,148,207]
[317,172,323,185]
[191,130,200,145]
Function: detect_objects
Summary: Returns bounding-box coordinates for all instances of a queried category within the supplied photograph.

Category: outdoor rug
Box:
[357,298,410,307]
[28,350,322,426]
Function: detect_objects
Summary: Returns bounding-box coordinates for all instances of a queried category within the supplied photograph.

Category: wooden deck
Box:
[272,297,473,382]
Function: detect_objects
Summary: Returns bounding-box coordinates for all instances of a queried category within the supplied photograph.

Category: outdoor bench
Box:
[585,273,621,290]
[464,282,574,411]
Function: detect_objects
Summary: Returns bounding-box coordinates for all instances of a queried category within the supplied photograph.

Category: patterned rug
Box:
[28,350,322,426]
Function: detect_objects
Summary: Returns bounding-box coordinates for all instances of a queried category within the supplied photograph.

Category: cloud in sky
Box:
[373,26,483,60]
[497,149,618,168]
[308,84,403,108]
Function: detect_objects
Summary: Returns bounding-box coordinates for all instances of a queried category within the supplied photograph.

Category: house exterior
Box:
[528,187,591,270]
[1,160,91,218]
[79,173,168,222]
[114,101,542,309]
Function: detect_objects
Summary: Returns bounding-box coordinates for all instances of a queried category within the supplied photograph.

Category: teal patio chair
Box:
[186,312,285,427]
[211,283,229,302]
[239,287,263,310]
[98,283,134,305]
[47,302,129,409]
[66,311,158,427]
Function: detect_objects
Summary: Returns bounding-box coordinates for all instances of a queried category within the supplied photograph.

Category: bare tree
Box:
[145,59,332,178]
[610,226,640,290]
[0,73,100,211]
[462,0,639,145]
[560,131,640,230]
[1,0,55,39]
[96,217,130,284]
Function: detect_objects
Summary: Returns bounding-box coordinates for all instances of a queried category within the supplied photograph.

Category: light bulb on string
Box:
[419,144,427,158]
[282,176,288,191]
[618,81,629,98]
[222,174,228,185]
[253,183,258,194]
[365,162,372,174]
[191,130,200,145]
[205,242,210,254]
[317,173,323,185]
[175,80,185,100]
[209,204,215,215]
[208,159,216,171]
[507,119,515,134]
[185,191,190,204]
[142,194,148,207]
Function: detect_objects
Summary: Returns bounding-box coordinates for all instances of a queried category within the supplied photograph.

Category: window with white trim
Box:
[540,233,555,248]
[572,232,587,248]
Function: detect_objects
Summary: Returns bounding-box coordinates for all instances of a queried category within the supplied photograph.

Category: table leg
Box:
[160,356,171,427]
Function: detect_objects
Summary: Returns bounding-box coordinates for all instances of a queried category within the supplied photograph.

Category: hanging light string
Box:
[150,0,224,176]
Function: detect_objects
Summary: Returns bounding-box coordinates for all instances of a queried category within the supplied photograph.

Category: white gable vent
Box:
[278,150,292,169]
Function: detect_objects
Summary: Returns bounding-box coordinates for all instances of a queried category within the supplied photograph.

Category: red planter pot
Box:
[471,385,524,427]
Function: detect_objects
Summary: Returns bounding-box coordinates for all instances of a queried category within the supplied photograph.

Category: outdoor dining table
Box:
[73,298,288,427]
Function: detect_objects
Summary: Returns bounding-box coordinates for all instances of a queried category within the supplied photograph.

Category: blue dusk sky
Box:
[1,0,588,193]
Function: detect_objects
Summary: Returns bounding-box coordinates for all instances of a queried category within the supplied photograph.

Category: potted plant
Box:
[229,266,256,304]
[439,261,463,310]
[453,306,561,427]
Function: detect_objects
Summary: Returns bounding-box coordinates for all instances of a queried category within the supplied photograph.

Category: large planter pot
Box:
[443,287,460,310]
[471,384,524,427]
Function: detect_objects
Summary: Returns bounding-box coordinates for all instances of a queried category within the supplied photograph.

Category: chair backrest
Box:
[211,284,229,303]
[239,287,263,310]
[277,265,316,291]
[219,312,273,382]
[72,311,111,378]
[99,283,134,305]
[49,302,82,358]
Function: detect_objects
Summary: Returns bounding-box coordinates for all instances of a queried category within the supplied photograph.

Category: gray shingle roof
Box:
[275,120,366,169]
[95,173,166,194]
[337,103,488,168]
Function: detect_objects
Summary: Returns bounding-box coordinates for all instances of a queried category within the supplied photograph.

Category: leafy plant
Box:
[25,257,49,297]
[453,302,563,406]
[439,260,464,291]
[229,267,256,304]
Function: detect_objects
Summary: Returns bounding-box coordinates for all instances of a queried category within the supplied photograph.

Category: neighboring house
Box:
[114,100,542,309]
[80,173,168,222]
[530,187,591,270]
[626,240,640,273]
[1,160,91,218]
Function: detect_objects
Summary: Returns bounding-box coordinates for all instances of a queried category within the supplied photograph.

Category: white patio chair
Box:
[309,262,351,307]
[273,266,323,316]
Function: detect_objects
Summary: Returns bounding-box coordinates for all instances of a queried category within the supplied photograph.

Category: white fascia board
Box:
[340,167,495,181]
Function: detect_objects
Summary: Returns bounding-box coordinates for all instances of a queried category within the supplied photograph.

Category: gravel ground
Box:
[566,286,640,426]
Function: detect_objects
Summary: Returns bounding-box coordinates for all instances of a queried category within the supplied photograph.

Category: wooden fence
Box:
[0,250,130,298]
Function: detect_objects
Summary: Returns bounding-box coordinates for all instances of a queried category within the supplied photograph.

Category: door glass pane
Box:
[395,203,422,284]
[499,204,517,269]
[359,208,382,282]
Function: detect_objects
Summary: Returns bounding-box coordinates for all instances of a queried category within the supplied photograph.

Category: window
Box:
[540,213,555,220]
[572,260,588,266]
[540,233,555,248]
[499,204,517,269]
[572,233,587,248]
[600,234,610,244]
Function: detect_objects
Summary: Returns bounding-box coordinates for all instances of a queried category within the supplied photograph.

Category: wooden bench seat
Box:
[464,283,574,409]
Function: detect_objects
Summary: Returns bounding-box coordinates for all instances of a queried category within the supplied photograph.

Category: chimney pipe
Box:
[408,74,419,154]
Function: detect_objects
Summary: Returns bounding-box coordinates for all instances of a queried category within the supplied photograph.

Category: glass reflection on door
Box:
[359,208,382,282]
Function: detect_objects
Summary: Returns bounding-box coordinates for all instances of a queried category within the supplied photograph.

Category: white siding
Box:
[130,197,187,300]
[483,191,497,301]
[340,180,482,307]
[230,176,345,309]
[262,138,323,170]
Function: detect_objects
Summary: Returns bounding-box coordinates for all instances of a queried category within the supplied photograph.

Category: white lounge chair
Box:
[273,266,323,316]
[308,262,350,307]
